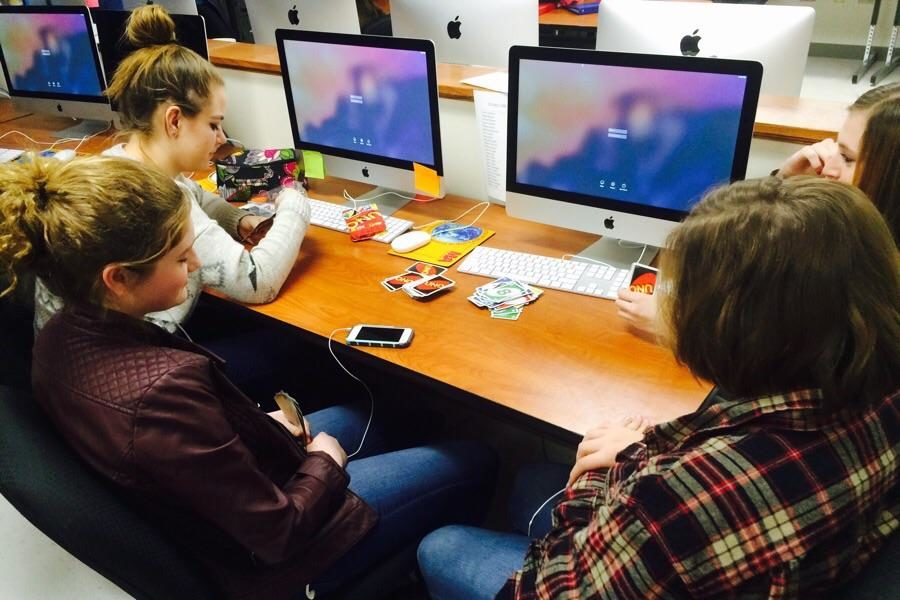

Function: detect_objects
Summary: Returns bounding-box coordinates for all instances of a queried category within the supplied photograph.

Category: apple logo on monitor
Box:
[447,16,462,39]
[680,29,701,56]
[56,103,63,113]
[603,216,615,230]
[288,5,300,26]
[362,166,370,178]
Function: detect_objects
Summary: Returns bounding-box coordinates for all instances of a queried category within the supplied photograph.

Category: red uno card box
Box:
[215,148,303,198]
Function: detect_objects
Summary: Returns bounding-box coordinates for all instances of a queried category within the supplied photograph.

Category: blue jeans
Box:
[417,461,570,600]
[304,407,498,596]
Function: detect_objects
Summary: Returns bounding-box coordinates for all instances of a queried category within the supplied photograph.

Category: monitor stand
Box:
[348,187,431,216]
[52,118,111,139]
[574,237,659,271]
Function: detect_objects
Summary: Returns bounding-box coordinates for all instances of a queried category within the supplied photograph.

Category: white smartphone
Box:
[346,324,414,348]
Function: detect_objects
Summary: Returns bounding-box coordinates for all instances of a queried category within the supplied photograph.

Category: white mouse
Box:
[390,230,432,253]
[53,149,77,161]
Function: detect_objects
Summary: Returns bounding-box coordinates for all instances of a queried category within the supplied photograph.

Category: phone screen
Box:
[355,326,406,343]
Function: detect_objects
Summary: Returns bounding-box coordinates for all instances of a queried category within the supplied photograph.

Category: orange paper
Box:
[413,162,440,197]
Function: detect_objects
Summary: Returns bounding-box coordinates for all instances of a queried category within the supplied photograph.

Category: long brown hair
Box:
[104,4,223,135]
[0,156,190,307]
[659,176,900,410]
[854,97,900,245]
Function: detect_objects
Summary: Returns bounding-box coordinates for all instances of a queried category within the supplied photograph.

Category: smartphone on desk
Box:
[346,324,414,348]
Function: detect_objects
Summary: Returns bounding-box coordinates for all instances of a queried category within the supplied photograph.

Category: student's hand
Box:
[568,416,650,486]
[238,214,272,245]
[267,410,311,443]
[777,138,839,178]
[616,289,659,336]
[307,432,348,468]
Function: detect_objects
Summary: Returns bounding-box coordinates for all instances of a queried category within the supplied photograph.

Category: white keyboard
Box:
[308,197,413,243]
[457,246,630,299]
[0,148,24,163]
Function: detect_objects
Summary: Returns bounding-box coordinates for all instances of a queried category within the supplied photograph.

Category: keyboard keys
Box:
[457,246,631,301]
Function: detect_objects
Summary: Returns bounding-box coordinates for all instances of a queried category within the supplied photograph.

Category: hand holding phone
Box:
[346,324,414,348]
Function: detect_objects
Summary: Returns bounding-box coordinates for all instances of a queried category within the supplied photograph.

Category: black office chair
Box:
[0,384,219,600]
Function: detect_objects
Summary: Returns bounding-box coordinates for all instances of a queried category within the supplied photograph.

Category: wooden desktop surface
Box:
[206,40,845,144]
[539,7,598,28]
[0,103,710,439]
[248,179,710,438]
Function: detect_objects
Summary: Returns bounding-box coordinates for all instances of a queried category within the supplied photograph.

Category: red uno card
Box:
[407,275,455,298]
[405,261,447,277]
[629,263,658,295]
[381,272,425,292]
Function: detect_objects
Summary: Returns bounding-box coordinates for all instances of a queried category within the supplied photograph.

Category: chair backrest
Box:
[0,274,35,389]
[841,527,900,599]
[0,385,218,600]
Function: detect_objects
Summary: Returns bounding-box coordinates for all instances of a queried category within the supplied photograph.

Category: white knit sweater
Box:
[34,145,311,332]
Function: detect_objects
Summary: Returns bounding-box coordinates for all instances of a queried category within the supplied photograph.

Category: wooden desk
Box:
[245,179,710,440]
[0,108,118,153]
[0,101,31,124]
[206,40,844,144]
[539,7,598,28]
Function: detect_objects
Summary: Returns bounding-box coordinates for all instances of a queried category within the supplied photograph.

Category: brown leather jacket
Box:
[32,307,377,599]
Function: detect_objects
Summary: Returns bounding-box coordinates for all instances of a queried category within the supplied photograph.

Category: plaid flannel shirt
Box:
[498,388,900,599]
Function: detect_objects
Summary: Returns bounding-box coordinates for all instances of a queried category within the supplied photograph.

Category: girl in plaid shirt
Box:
[418,176,900,599]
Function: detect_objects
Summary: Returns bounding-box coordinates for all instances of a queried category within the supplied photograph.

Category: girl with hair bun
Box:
[34,4,311,333]
[0,155,496,598]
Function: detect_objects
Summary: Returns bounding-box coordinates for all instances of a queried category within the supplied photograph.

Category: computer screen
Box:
[248,0,360,46]
[277,30,444,199]
[595,0,815,97]
[506,46,761,264]
[0,6,113,133]
[93,9,208,91]
[390,0,539,68]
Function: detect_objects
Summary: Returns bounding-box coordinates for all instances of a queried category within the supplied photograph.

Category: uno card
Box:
[381,272,425,292]
[405,275,456,298]
[405,261,447,277]
[629,263,659,295]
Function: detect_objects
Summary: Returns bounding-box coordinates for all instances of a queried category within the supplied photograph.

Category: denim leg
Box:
[310,440,498,594]
[304,403,387,460]
[508,461,571,538]
[418,525,530,600]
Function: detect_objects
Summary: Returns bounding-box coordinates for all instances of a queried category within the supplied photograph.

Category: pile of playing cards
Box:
[381,262,456,300]
[468,277,543,320]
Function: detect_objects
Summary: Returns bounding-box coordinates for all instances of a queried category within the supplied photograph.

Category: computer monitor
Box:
[506,45,761,268]
[248,0,360,46]
[0,5,113,137]
[97,0,198,15]
[390,0,539,68]
[277,30,444,206]
[93,9,208,91]
[595,0,814,97]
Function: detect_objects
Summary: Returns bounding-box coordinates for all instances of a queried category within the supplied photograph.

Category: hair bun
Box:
[124,4,176,49]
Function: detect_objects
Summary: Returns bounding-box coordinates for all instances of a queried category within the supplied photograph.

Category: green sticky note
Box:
[301,150,325,179]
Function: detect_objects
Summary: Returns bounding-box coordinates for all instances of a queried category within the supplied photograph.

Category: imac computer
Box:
[97,0,198,15]
[390,0,539,68]
[506,45,761,268]
[276,30,444,209]
[0,5,114,137]
[93,9,208,90]
[248,0,360,46]
[595,0,814,97]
